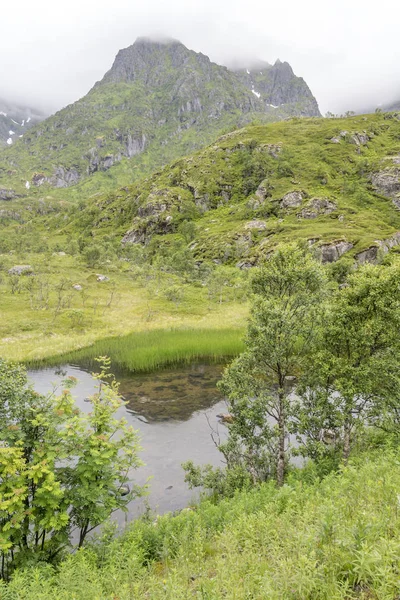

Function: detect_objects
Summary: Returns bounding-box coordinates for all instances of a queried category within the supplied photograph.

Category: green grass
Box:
[3,448,400,598]
[28,327,245,373]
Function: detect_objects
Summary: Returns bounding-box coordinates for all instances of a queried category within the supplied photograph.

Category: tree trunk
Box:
[343,423,351,463]
[277,391,286,487]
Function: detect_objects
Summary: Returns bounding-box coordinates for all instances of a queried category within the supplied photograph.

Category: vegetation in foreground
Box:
[0,358,143,581]
[0,448,399,599]
[2,244,400,598]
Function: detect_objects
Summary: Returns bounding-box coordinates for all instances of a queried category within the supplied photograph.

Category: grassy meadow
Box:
[0,251,247,369]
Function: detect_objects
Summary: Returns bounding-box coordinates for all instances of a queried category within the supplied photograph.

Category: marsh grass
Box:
[27,327,245,372]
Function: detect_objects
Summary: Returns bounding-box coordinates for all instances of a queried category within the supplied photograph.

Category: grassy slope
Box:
[0,252,247,365]
[4,449,400,599]
[81,113,400,261]
[1,113,400,367]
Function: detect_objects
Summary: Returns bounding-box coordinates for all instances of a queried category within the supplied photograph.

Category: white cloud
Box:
[0,0,399,115]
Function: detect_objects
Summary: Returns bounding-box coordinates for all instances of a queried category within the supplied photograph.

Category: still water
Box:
[28,363,228,520]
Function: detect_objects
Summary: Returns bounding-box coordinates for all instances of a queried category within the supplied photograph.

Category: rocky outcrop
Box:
[371,169,400,208]
[0,188,17,200]
[8,265,34,275]
[299,198,337,219]
[0,209,21,221]
[355,232,400,264]
[318,241,353,263]
[280,191,304,209]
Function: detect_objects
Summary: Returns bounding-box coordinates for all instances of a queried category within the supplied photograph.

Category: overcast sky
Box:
[2,0,399,116]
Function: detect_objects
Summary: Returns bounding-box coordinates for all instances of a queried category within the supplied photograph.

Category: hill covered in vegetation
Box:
[69,111,400,267]
[0,38,319,197]
[1,112,400,365]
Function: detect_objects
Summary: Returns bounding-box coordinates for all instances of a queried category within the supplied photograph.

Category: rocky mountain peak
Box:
[101,37,208,87]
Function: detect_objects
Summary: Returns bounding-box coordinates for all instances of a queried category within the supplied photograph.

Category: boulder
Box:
[236,260,254,269]
[280,191,304,209]
[330,137,341,144]
[96,274,109,282]
[72,284,83,291]
[0,188,17,201]
[299,198,337,219]
[318,241,353,263]
[8,265,34,276]
[371,169,400,203]
[349,132,369,146]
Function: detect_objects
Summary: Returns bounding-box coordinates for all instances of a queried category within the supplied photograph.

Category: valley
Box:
[2,29,400,599]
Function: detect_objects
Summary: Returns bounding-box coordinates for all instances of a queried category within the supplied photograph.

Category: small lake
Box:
[28,363,229,521]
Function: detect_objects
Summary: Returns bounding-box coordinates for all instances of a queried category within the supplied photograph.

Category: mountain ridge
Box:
[0,37,320,195]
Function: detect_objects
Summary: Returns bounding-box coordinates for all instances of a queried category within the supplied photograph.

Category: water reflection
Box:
[119,363,224,422]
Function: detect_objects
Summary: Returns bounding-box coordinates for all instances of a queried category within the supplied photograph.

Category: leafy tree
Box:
[295,263,400,463]
[217,244,327,486]
[0,358,143,580]
[83,244,102,268]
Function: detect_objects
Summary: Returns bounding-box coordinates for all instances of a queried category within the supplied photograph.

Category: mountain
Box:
[0,98,44,146]
[385,100,400,111]
[68,111,400,266]
[0,37,320,194]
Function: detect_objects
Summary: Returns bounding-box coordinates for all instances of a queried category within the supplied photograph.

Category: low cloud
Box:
[1,0,399,116]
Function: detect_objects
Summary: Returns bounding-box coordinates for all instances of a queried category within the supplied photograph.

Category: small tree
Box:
[0,358,143,580]
[295,263,400,463]
[219,244,327,486]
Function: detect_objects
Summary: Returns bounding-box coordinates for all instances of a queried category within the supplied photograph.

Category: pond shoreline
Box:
[24,327,244,374]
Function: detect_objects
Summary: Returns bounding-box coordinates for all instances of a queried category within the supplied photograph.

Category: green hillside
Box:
[70,111,400,266]
[1,112,400,364]
[0,38,320,198]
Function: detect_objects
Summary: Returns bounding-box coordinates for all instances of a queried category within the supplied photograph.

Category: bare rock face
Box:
[299,198,337,219]
[355,232,400,264]
[280,191,304,209]
[355,246,379,264]
[371,169,400,208]
[318,241,353,263]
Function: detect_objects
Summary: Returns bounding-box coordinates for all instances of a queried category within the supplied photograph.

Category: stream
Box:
[28,363,229,521]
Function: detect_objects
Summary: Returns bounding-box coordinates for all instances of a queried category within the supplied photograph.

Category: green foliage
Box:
[0,358,143,579]
[3,449,400,598]
[215,244,328,486]
[32,328,245,373]
[295,262,400,463]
